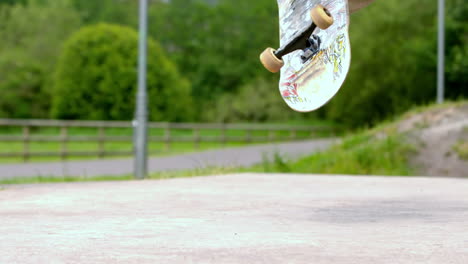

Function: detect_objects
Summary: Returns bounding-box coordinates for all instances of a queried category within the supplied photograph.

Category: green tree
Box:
[208,78,303,122]
[324,0,468,127]
[70,0,138,27]
[52,23,193,121]
[0,0,26,5]
[0,63,49,118]
[445,0,468,97]
[149,0,280,120]
[0,0,81,118]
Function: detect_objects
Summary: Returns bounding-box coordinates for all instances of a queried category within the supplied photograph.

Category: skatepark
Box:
[2,105,468,263]
[1,173,467,263]
[1,0,467,262]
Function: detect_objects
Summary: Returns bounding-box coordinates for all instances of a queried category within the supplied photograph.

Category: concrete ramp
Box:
[1,174,467,263]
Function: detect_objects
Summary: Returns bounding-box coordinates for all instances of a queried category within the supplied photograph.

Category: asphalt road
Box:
[1,173,467,263]
[0,139,335,179]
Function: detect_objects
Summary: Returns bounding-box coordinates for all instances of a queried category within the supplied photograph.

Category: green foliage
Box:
[208,78,312,122]
[0,0,81,69]
[0,0,81,118]
[70,0,138,27]
[453,140,468,160]
[52,23,193,121]
[325,0,467,127]
[0,174,134,184]
[0,62,49,118]
[0,0,26,5]
[261,152,292,173]
[1,0,466,124]
[149,0,279,119]
[0,166,241,185]
[149,0,466,124]
[445,0,468,97]
[259,131,415,176]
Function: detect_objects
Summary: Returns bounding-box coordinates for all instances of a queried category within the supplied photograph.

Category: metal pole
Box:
[134,0,149,179]
[437,0,445,104]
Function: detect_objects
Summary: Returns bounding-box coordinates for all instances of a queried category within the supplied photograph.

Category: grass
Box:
[0,167,244,185]
[0,119,418,185]
[398,100,466,120]
[255,100,467,176]
[3,101,468,185]
[367,100,468,133]
[0,141,248,163]
[0,174,134,185]
[253,130,416,176]
[0,132,416,185]
[453,140,468,161]
[0,129,415,185]
[0,123,338,163]
[13,100,467,185]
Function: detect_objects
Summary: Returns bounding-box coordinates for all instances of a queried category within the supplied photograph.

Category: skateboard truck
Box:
[301,34,321,62]
[275,26,320,61]
[260,4,334,73]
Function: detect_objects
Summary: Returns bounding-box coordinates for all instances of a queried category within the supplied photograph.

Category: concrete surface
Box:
[0,139,335,179]
[1,173,468,263]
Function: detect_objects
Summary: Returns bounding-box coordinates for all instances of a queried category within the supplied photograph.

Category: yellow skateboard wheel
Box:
[260,48,284,73]
[311,5,334,30]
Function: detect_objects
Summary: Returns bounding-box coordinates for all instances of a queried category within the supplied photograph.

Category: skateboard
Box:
[260,0,351,112]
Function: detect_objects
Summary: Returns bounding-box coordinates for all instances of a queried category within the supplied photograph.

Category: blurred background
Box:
[0,0,466,178]
[0,0,465,125]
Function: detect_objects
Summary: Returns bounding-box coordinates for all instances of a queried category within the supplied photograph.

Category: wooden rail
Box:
[0,119,338,162]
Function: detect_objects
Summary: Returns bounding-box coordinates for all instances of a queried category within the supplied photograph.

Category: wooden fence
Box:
[0,119,339,162]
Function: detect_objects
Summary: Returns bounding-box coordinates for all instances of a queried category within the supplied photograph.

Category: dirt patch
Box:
[397,103,468,177]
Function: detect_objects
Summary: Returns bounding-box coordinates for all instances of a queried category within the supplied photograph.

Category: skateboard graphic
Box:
[260,0,351,112]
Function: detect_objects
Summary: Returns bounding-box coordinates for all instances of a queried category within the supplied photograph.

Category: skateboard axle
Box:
[301,34,321,62]
[274,22,318,60]
[259,5,333,73]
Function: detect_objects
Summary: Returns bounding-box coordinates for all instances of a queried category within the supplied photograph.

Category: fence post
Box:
[60,126,68,161]
[194,127,200,150]
[310,129,316,138]
[164,123,171,152]
[332,127,338,137]
[221,124,226,147]
[98,127,105,158]
[290,129,297,140]
[245,128,252,143]
[22,126,30,162]
[268,130,275,143]
[0,120,332,161]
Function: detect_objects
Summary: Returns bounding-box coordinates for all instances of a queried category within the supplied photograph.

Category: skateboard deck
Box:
[277,0,351,112]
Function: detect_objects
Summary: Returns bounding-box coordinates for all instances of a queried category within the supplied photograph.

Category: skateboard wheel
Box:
[260,48,284,73]
[311,5,334,30]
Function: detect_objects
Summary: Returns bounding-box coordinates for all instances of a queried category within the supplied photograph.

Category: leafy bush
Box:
[0,0,27,6]
[52,23,193,121]
[259,131,415,176]
[70,0,138,26]
[0,62,49,118]
[150,0,280,119]
[0,1,81,118]
[208,78,315,122]
[325,0,467,127]
[445,0,468,97]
